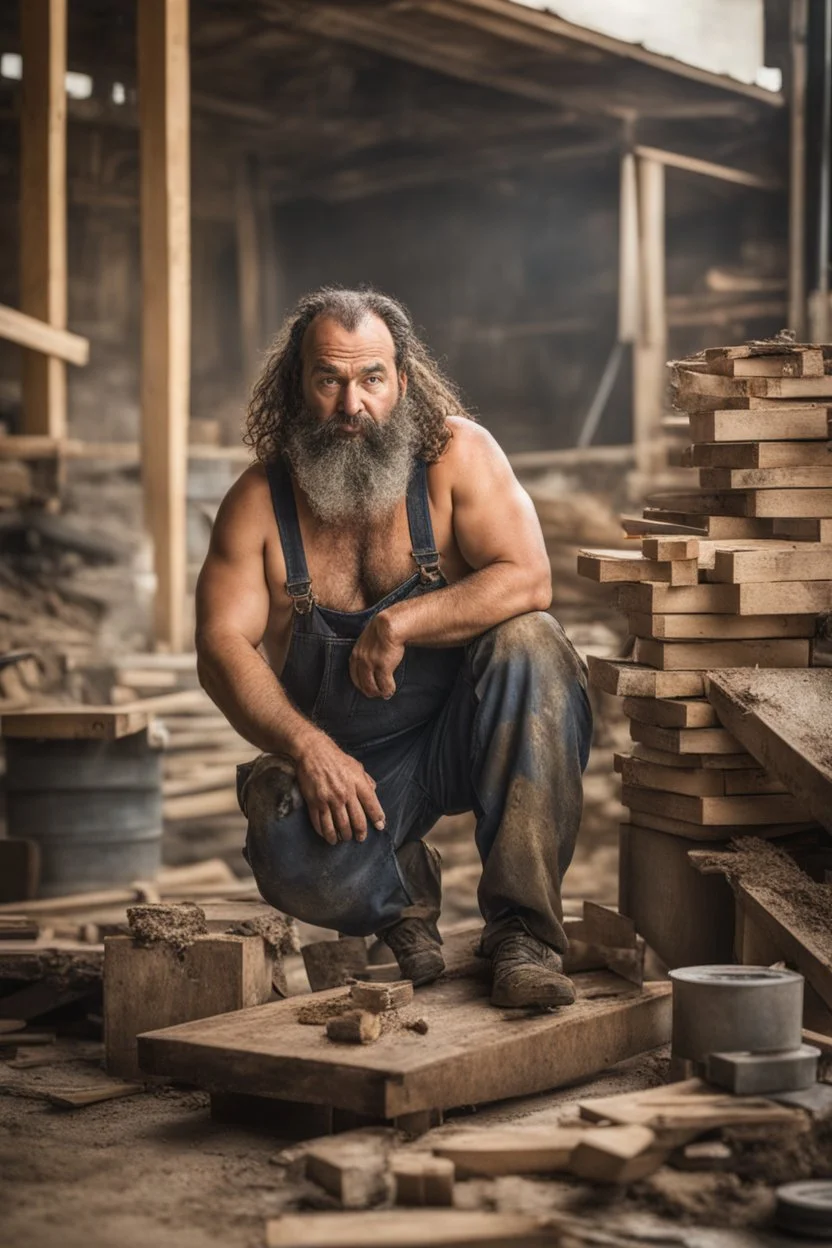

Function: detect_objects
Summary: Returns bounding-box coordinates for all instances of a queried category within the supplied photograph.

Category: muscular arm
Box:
[194,469,319,759]
[195,468,384,844]
[349,422,551,696]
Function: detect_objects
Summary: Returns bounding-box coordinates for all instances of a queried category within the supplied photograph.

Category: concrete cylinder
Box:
[669,965,804,1061]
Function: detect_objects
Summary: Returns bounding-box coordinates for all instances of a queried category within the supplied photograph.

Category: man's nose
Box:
[339,382,364,418]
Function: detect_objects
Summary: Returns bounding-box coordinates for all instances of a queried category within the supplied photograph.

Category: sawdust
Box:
[697,838,832,959]
[223,914,299,957]
[295,995,353,1025]
[628,1170,774,1229]
[126,902,208,957]
[721,1117,832,1186]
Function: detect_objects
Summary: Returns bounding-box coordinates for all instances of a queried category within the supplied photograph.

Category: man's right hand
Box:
[294,733,385,845]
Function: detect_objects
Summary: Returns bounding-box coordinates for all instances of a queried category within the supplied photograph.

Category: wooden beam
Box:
[633,145,782,190]
[633,155,666,474]
[19,0,68,438]
[0,303,88,366]
[618,152,639,343]
[235,155,264,389]
[138,0,191,653]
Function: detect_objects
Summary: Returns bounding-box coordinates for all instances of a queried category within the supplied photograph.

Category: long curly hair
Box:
[244,287,472,464]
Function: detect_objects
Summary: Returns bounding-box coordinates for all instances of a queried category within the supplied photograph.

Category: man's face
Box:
[301,314,407,435]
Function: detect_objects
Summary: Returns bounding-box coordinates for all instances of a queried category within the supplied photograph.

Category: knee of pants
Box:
[475,611,588,691]
[246,808,407,936]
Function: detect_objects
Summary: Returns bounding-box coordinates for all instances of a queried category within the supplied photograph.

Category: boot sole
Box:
[406,958,446,988]
[491,983,577,1009]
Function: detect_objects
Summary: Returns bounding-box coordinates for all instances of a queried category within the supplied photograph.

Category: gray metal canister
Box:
[669,965,804,1061]
[5,729,162,896]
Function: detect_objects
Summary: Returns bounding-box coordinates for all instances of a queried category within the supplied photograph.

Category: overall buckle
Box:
[413,552,443,586]
[286,581,316,615]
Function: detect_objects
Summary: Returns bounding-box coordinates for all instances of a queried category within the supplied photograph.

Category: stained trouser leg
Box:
[415,611,593,957]
[238,733,442,938]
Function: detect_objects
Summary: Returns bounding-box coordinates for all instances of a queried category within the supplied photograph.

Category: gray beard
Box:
[283,396,419,524]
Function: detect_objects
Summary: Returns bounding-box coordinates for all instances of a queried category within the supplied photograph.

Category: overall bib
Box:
[241,456,593,954]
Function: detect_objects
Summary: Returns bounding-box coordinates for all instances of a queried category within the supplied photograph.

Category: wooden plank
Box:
[138,0,190,651]
[633,145,781,191]
[615,753,728,796]
[137,941,671,1117]
[675,367,832,400]
[688,408,830,442]
[627,612,817,640]
[20,0,67,438]
[687,441,832,469]
[104,934,274,1081]
[632,637,811,670]
[642,511,772,539]
[0,304,88,366]
[265,1211,550,1248]
[621,786,805,827]
[586,656,704,699]
[705,670,832,834]
[624,812,814,841]
[433,1128,585,1176]
[623,697,718,729]
[773,517,832,542]
[745,489,832,518]
[643,490,750,518]
[629,721,744,755]
[701,466,832,490]
[1,706,150,740]
[569,1124,665,1183]
[578,1078,804,1135]
[706,350,824,377]
[391,1153,454,1207]
[576,550,697,584]
[620,578,832,614]
[630,743,760,769]
[710,546,832,583]
[641,536,700,561]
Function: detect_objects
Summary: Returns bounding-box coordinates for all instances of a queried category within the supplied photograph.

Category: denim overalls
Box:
[240,456,592,954]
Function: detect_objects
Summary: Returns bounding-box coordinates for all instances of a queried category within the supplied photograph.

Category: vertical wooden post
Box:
[20,0,67,438]
[618,152,640,344]
[138,0,190,652]
[633,156,666,475]
[789,0,808,339]
[236,154,263,389]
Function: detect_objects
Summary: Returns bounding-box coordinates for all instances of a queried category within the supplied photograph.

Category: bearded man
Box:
[196,287,592,1009]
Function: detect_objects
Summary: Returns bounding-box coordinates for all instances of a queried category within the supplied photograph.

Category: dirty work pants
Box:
[241,612,593,955]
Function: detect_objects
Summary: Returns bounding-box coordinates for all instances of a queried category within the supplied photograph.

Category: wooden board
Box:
[647,488,832,519]
[629,721,744,755]
[642,510,772,538]
[576,550,697,584]
[432,1128,585,1176]
[705,670,832,835]
[633,637,810,670]
[620,579,832,615]
[137,941,671,1117]
[630,742,759,769]
[675,368,832,400]
[688,409,830,443]
[706,350,824,378]
[688,441,832,469]
[700,467,832,490]
[1,706,151,740]
[621,786,805,827]
[623,697,718,729]
[627,612,816,640]
[619,811,813,842]
[773,517,832,542]
[265,1211,551,1247]
[641,536,699,561]
[709,546,832,583]
[614,754,784,798]
[586,656,704,699]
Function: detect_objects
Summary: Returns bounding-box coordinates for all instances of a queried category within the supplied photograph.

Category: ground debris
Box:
[126,901,208,957]
[325,1009,382,1044]
[223,913,299,957]
[628,1170,774,1229]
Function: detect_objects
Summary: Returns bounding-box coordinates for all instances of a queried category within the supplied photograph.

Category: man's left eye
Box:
[366,376,380,384]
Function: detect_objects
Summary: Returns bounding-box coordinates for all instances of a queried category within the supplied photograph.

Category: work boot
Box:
[378,918,445,987]
[490,932,576,1009]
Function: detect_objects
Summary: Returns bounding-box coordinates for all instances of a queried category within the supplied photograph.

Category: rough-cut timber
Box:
[705,670,832,835]
[137,937,671,1118]
[587,657,704,698]
[709,546,832,583]
[688,409,830,442]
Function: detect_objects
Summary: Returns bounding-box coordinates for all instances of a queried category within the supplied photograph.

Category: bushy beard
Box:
[283,395,419,524]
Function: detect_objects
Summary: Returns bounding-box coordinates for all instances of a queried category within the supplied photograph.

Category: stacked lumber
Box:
[580,338,832,968]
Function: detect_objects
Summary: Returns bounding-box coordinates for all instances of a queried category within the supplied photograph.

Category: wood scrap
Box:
[264,1211,552,1247]
[390,1152,454,1206]
[349,980,414,1013]
[432,1128,586,1176]
[569,1124,666,1183]
[44,1081,143,1109]
[304,1132,392,1209]
[325,1010,381,1045]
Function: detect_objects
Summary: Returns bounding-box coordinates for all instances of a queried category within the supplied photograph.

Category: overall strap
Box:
[406,459,443,586]
[265,457,316,615]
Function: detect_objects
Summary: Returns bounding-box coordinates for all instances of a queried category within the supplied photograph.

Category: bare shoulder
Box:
[430,417,513,490]
[211,463,275,554]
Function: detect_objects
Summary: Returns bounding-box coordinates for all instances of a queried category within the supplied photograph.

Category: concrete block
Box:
[706,1044,820,1095]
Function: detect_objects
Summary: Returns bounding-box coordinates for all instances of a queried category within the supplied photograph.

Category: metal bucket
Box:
[5,730,162,896]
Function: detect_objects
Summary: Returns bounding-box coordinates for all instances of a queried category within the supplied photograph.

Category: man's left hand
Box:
[350,612,404,699]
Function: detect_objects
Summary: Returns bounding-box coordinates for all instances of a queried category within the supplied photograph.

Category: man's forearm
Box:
[383,561,551,648]
[196,631,323,760]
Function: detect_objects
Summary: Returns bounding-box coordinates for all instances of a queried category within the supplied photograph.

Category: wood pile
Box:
[579,338,832,970]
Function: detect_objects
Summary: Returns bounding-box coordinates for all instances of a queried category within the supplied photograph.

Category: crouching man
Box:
[195,287,592,1008]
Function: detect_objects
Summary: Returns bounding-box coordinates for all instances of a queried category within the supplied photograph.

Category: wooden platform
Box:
[138,941,670,1118]
[705,669,832,835]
